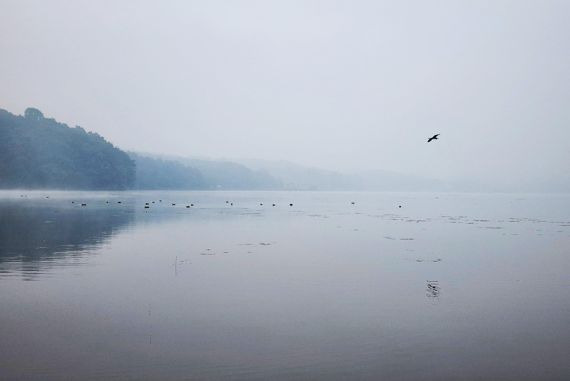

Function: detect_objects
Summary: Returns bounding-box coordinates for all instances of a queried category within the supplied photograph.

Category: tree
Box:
[24,107,44,121]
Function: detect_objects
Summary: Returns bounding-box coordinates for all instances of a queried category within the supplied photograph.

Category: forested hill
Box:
[130,153,281,190]
[0,108,135,189]
[0,106,445,191]
[0,107,280,191]
[129,152,205,189]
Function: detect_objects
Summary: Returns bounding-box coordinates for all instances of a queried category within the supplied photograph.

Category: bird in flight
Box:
[427,134,440,143]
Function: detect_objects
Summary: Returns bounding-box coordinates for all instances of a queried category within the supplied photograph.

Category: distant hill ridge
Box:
[133,153,281,190]
[0,107,444,191]
[0,107,281,190]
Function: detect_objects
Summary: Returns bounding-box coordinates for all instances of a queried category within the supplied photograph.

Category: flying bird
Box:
[427,134,440,143]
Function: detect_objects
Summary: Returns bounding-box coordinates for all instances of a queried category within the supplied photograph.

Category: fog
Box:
[1,0,569,191]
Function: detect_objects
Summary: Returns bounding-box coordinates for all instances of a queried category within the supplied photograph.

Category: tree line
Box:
[0,107,280,190]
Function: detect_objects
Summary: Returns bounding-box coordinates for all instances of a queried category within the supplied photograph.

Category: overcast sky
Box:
[1,0,569,189]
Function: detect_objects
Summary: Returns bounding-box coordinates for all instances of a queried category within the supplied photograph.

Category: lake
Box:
[1,191,569,380]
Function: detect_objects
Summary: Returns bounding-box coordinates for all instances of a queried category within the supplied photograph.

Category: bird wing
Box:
[427,134,439,142]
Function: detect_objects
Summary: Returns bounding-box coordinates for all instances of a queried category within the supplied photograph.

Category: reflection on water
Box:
[1,191,570,380]
[0,200,134,280]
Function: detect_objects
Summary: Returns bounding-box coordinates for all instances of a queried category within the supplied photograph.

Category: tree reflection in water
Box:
[0,201,134,280]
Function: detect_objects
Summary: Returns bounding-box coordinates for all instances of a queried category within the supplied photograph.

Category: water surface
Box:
[1,191,569,380]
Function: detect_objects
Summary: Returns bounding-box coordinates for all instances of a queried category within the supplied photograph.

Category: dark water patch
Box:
[426,280,441,299]
[415,258,442,263]
[308,214,329,219]
[0,202,134,280]
[238,211,263,216]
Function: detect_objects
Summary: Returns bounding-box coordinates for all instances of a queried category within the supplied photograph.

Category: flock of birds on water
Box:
[51,196,406,210]
[65,199,392,209]
[39,194,408,210]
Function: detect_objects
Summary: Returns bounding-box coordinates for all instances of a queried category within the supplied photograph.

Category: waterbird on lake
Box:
[289,203,293,207]
[427,133,440,143]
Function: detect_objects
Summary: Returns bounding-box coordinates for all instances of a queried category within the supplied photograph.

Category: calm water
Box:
[1,191,569,380]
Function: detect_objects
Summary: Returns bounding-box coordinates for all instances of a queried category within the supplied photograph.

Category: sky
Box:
[1,0,569,190]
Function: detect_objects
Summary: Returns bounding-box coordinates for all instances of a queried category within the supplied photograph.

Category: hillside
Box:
[0,108,134,189]
[0,107,280,191]
[135,153,281,190]
[129,153,206,190]
[0,106,445,192]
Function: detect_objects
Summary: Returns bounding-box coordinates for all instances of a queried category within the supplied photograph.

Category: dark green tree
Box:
[24,107,44,121]
[0,107,135,190]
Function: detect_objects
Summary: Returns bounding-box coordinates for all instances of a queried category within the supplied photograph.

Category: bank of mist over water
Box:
[0,107,442,192]
[2,107,568,194]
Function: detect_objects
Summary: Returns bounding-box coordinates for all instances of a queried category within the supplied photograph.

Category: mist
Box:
[1,0,569,191]
[3,3,570,379]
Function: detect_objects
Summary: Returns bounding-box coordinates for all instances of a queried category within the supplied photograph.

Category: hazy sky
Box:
[1,0,569,188]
